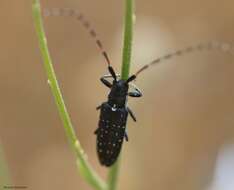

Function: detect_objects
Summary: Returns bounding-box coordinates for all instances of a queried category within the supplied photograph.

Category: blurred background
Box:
[0,0,234,189]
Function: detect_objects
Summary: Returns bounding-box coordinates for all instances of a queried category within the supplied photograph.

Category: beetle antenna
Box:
[134,41,234,76]
[44,8,111,66]
[108,66,117,81]
[126,75,136,83]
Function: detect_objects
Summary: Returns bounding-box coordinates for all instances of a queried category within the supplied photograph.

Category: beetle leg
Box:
[100,77,112,88]
[127,107,136,122]
[96,105,101,110]
[128,91,142,97]
[128,84,142,98]
[94,128,99,135]
[124,132,129,141]
[100,73,120,88]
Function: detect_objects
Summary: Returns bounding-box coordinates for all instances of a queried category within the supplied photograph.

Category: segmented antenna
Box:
[134,41,234,76]
[44,8,111,66]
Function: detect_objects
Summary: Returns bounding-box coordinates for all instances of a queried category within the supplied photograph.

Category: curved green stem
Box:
[108,0,135,190]
[32,1,106,190]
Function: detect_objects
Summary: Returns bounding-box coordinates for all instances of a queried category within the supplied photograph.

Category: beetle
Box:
[94,66,141,166]
[44,7,234,167]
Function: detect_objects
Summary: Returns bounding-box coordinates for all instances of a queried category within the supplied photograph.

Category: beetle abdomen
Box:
[96,102,128,166]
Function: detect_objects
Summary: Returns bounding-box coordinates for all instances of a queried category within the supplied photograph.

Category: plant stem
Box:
[32,1,106,189]
[107,157,121,190]
[0,143,11,187]
[108,0,134,190]
[121,0,134,80]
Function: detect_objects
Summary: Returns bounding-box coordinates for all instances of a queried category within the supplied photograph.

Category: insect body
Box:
[44,7,234,167]
[95,67,141,166]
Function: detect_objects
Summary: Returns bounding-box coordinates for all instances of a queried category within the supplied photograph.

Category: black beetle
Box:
[94,66,141,166]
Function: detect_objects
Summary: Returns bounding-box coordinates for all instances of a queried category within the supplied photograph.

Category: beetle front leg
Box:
[128,91,142,97]
[100,76,112,88]
[127,107,136,122]
[100,73,121,88]
[128,84,142,98]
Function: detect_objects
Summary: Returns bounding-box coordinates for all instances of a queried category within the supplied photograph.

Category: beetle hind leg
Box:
[94,128,99,135]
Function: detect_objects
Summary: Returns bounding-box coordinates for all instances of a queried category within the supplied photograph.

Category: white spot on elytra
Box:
[112,104,117,111]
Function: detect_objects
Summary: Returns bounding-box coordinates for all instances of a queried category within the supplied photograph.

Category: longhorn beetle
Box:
[44,8,234,167]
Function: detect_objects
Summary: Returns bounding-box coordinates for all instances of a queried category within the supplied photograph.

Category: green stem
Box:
[0,143,11,187]
[108,0,134,189]
[32,1,106,190]
[107,157,121,190]
[121,0,134,80]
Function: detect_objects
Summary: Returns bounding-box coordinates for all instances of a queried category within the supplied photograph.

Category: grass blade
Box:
[32,1,107,189]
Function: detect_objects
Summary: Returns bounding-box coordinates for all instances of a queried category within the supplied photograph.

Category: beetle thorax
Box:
[108,80,129,108]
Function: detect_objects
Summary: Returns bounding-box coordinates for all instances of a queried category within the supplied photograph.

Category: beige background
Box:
[0,0,234,189]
